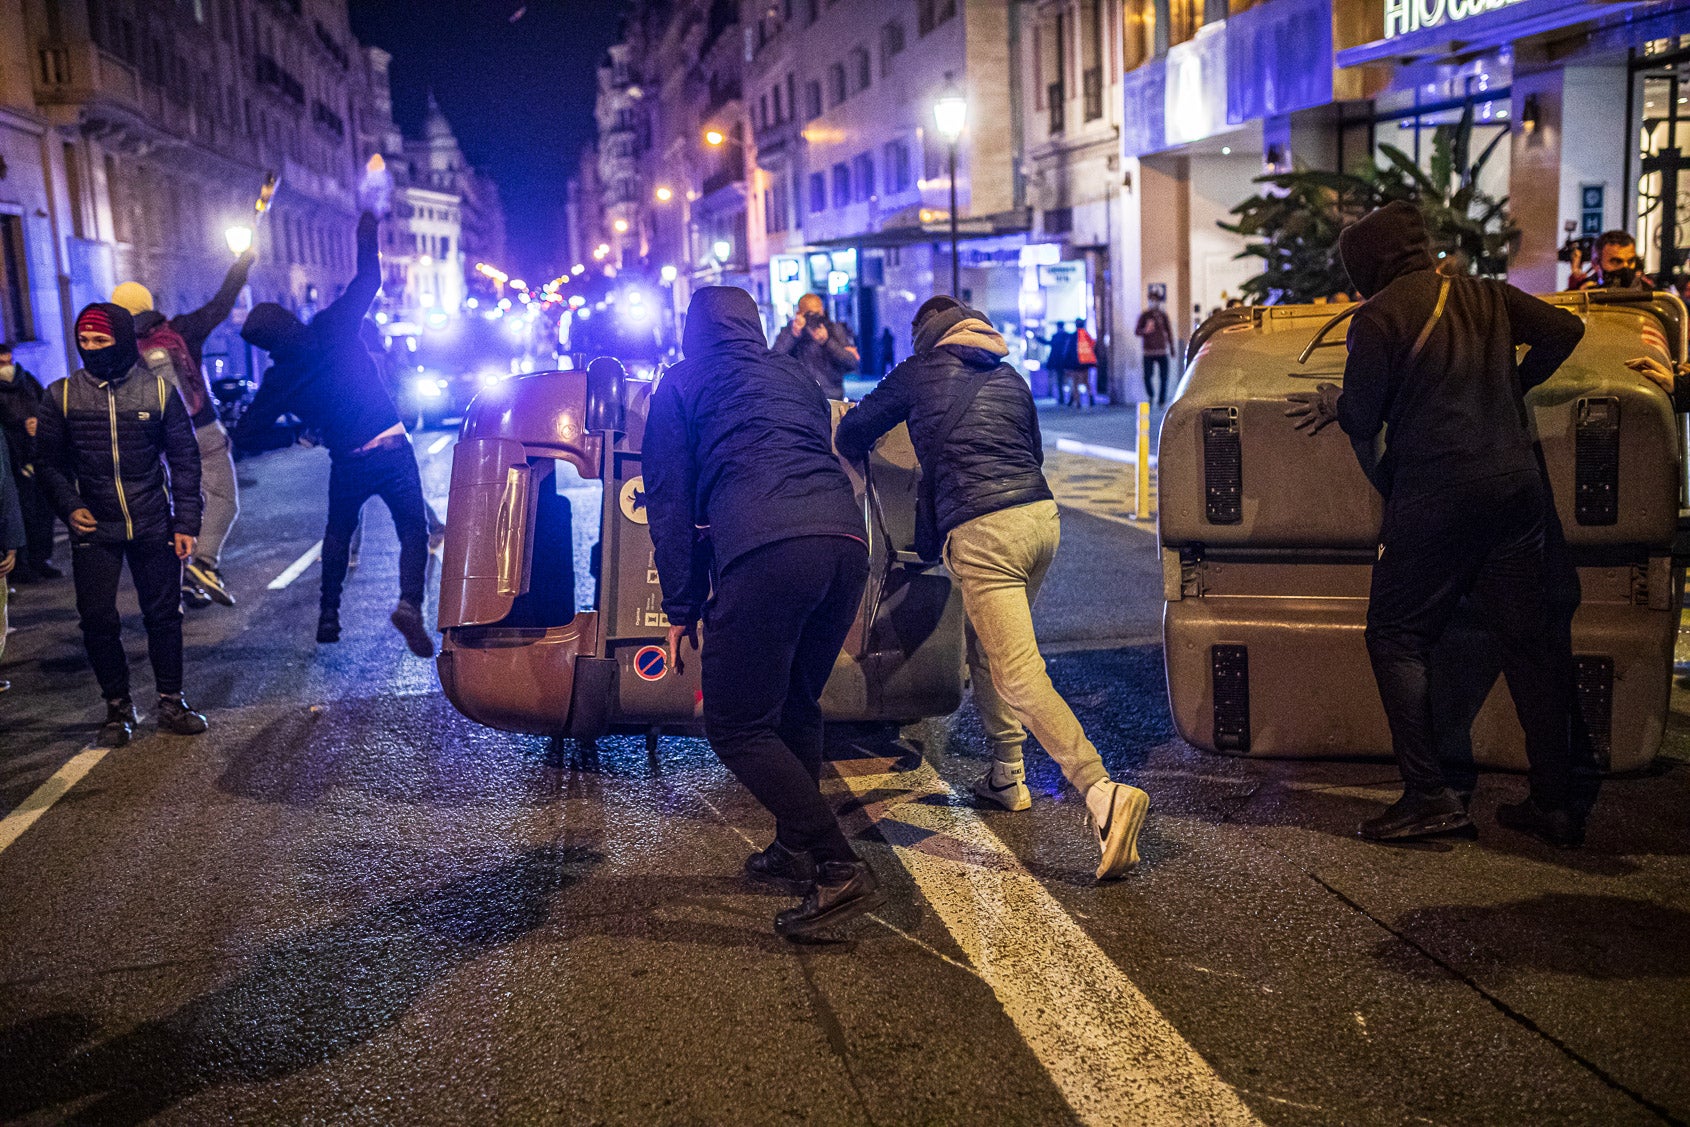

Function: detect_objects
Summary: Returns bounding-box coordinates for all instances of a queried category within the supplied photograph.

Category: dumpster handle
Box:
[495,463,531,599]
[1297,304,1359,365]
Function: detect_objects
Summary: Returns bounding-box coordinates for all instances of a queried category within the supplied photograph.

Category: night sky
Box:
[347,0,624,279]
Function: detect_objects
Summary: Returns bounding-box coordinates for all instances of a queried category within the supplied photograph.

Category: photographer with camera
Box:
[771,293,859,400]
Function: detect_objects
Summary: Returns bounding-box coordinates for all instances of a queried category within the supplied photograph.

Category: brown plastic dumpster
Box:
[1159,290,1688,772]
[437,359,966,740]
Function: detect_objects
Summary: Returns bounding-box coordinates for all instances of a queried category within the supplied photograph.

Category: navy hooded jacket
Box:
[643,287,864,627]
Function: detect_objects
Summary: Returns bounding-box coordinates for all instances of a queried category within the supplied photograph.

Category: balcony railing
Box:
[1083,67,1102,122]
[1048,82,1065,134]
[34,42,141,107]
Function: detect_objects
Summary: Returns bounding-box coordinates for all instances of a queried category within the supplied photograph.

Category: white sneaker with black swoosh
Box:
[972,759,1032,812]
[1087,781,1150,880]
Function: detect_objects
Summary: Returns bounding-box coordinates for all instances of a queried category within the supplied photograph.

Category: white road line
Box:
[267,541,323,590]
[0,747,109,856]
[427,434,453,455]
[1054,436,1146,465]
[833,758,1263,1127]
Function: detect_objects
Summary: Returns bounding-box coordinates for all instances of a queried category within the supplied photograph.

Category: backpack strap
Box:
[158,374,166,413]
[1409,277,1451,364]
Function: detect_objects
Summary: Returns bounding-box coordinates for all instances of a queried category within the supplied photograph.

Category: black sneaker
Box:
[1358,790,1475,843]
[774,860,884,939]
[390,600,435,658]
[1497,797,1585,849]
[744,841,818,895]
[317,609,341,643]
[181,582,213,609]
[33,561,63,580]
[98,698,138,748]
[185,560,235,607]
[156,695,208,735]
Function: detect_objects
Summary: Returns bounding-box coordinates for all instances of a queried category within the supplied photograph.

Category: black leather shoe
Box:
[390,600,435,658]
[774,860,884,939]
[744,841,818,895]
[1358,790,1475,842]
[317,609,341,643]
[156,695,208,736]
[1497,797,1585,849]
[98,698,138,748]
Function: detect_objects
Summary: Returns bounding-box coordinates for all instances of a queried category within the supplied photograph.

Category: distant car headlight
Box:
[410,377,443,399]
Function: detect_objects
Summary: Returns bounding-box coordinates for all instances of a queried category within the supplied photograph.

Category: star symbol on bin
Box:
[631,488,646,512]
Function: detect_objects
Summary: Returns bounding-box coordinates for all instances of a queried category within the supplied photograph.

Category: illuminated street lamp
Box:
[704,128,726,146]
[613,217,630,234]
[224,225,254,255]
[713,238,732,264]
[660,264,678,283]
[572,263,586,275]
[933,76,968,298]
[655,186,673,202]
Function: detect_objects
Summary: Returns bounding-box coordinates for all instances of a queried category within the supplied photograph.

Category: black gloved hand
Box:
[1284,382,1342,435]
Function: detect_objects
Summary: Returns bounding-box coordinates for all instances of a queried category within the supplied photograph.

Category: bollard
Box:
[1132,401,1156,521]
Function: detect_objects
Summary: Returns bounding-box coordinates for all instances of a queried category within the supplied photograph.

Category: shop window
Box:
[0,214,36,343]
[832,163,851,207]
[809,171,827,214]
[853,152,876,200]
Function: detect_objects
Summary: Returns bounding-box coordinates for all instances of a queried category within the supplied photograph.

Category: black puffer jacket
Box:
[35,361,202,543]
[644,286,865,626]
[836,305,1052,536]
[0,361,45,475]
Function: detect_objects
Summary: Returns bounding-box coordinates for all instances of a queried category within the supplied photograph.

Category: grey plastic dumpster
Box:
[437,360,966,741]
[1159,290,1687,772]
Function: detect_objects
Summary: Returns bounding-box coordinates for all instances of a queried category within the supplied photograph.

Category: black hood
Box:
[241,302,310,355]
[74,302,141,382]
[1338,201,1436,299]
[682,286,767,357]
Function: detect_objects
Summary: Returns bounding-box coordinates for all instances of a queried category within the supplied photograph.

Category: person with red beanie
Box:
[34,303,207,746]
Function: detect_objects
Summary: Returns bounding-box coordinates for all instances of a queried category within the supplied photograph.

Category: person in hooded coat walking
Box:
[836,296,1151,880]
[34,303,207,746]
[643,286,880,939]
[1285,201,1587,846]
[235,212,434,658]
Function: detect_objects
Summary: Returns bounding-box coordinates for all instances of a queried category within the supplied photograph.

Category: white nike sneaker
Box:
[972,759,1032,812]
[1087,781,1150,880]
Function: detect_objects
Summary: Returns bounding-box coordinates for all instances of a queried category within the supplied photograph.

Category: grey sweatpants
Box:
[195,421,239,568]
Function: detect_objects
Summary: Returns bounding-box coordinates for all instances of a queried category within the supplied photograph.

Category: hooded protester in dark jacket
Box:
[1297,202,1588,847]
[644,285,864,627]
[35,303,202,544]
[235,214,395,457]
[835,302,1053,536]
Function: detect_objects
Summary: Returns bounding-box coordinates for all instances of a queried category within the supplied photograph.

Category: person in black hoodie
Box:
[34,304,207,746]
[644,286,879,939]
[836,297,1151,880]
[236,212,434,659]
[0,341,58,582]
[1286,201,1587,845]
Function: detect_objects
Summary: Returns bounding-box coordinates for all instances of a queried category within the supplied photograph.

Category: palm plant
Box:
[1221,104,1518,304]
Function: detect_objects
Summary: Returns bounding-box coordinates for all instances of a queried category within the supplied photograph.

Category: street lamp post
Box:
[933,78,969,300]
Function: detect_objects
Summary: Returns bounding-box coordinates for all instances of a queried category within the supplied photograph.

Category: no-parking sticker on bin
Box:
[633,645,668,681]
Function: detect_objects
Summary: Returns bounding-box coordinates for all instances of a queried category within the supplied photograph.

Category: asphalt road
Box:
[1,418,1688,1126]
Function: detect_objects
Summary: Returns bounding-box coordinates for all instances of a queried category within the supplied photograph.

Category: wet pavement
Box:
[1,430,1688,1126]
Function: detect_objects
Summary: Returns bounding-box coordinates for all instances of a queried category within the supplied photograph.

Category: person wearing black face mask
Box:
[1574,231,1653,291]
[34,304,206,747]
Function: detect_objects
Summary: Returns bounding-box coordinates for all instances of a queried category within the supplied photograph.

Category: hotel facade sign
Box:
[1384,0,1527,39]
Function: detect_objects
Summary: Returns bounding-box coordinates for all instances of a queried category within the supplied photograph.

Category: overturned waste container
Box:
[437,359,966,741]
[1159,290,1688,772]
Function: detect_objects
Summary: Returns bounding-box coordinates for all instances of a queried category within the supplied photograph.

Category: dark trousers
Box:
[320,442,429,613]
[16,471,56,571]
[71,537,184,699]
[1366,471,1574,805]
[1142,355,1170,404]
[701,535,870,863]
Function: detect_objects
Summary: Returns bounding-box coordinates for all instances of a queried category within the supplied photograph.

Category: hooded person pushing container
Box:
[1286,201,1587,844]
[236,212,434,659]
[642,286,881,939]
